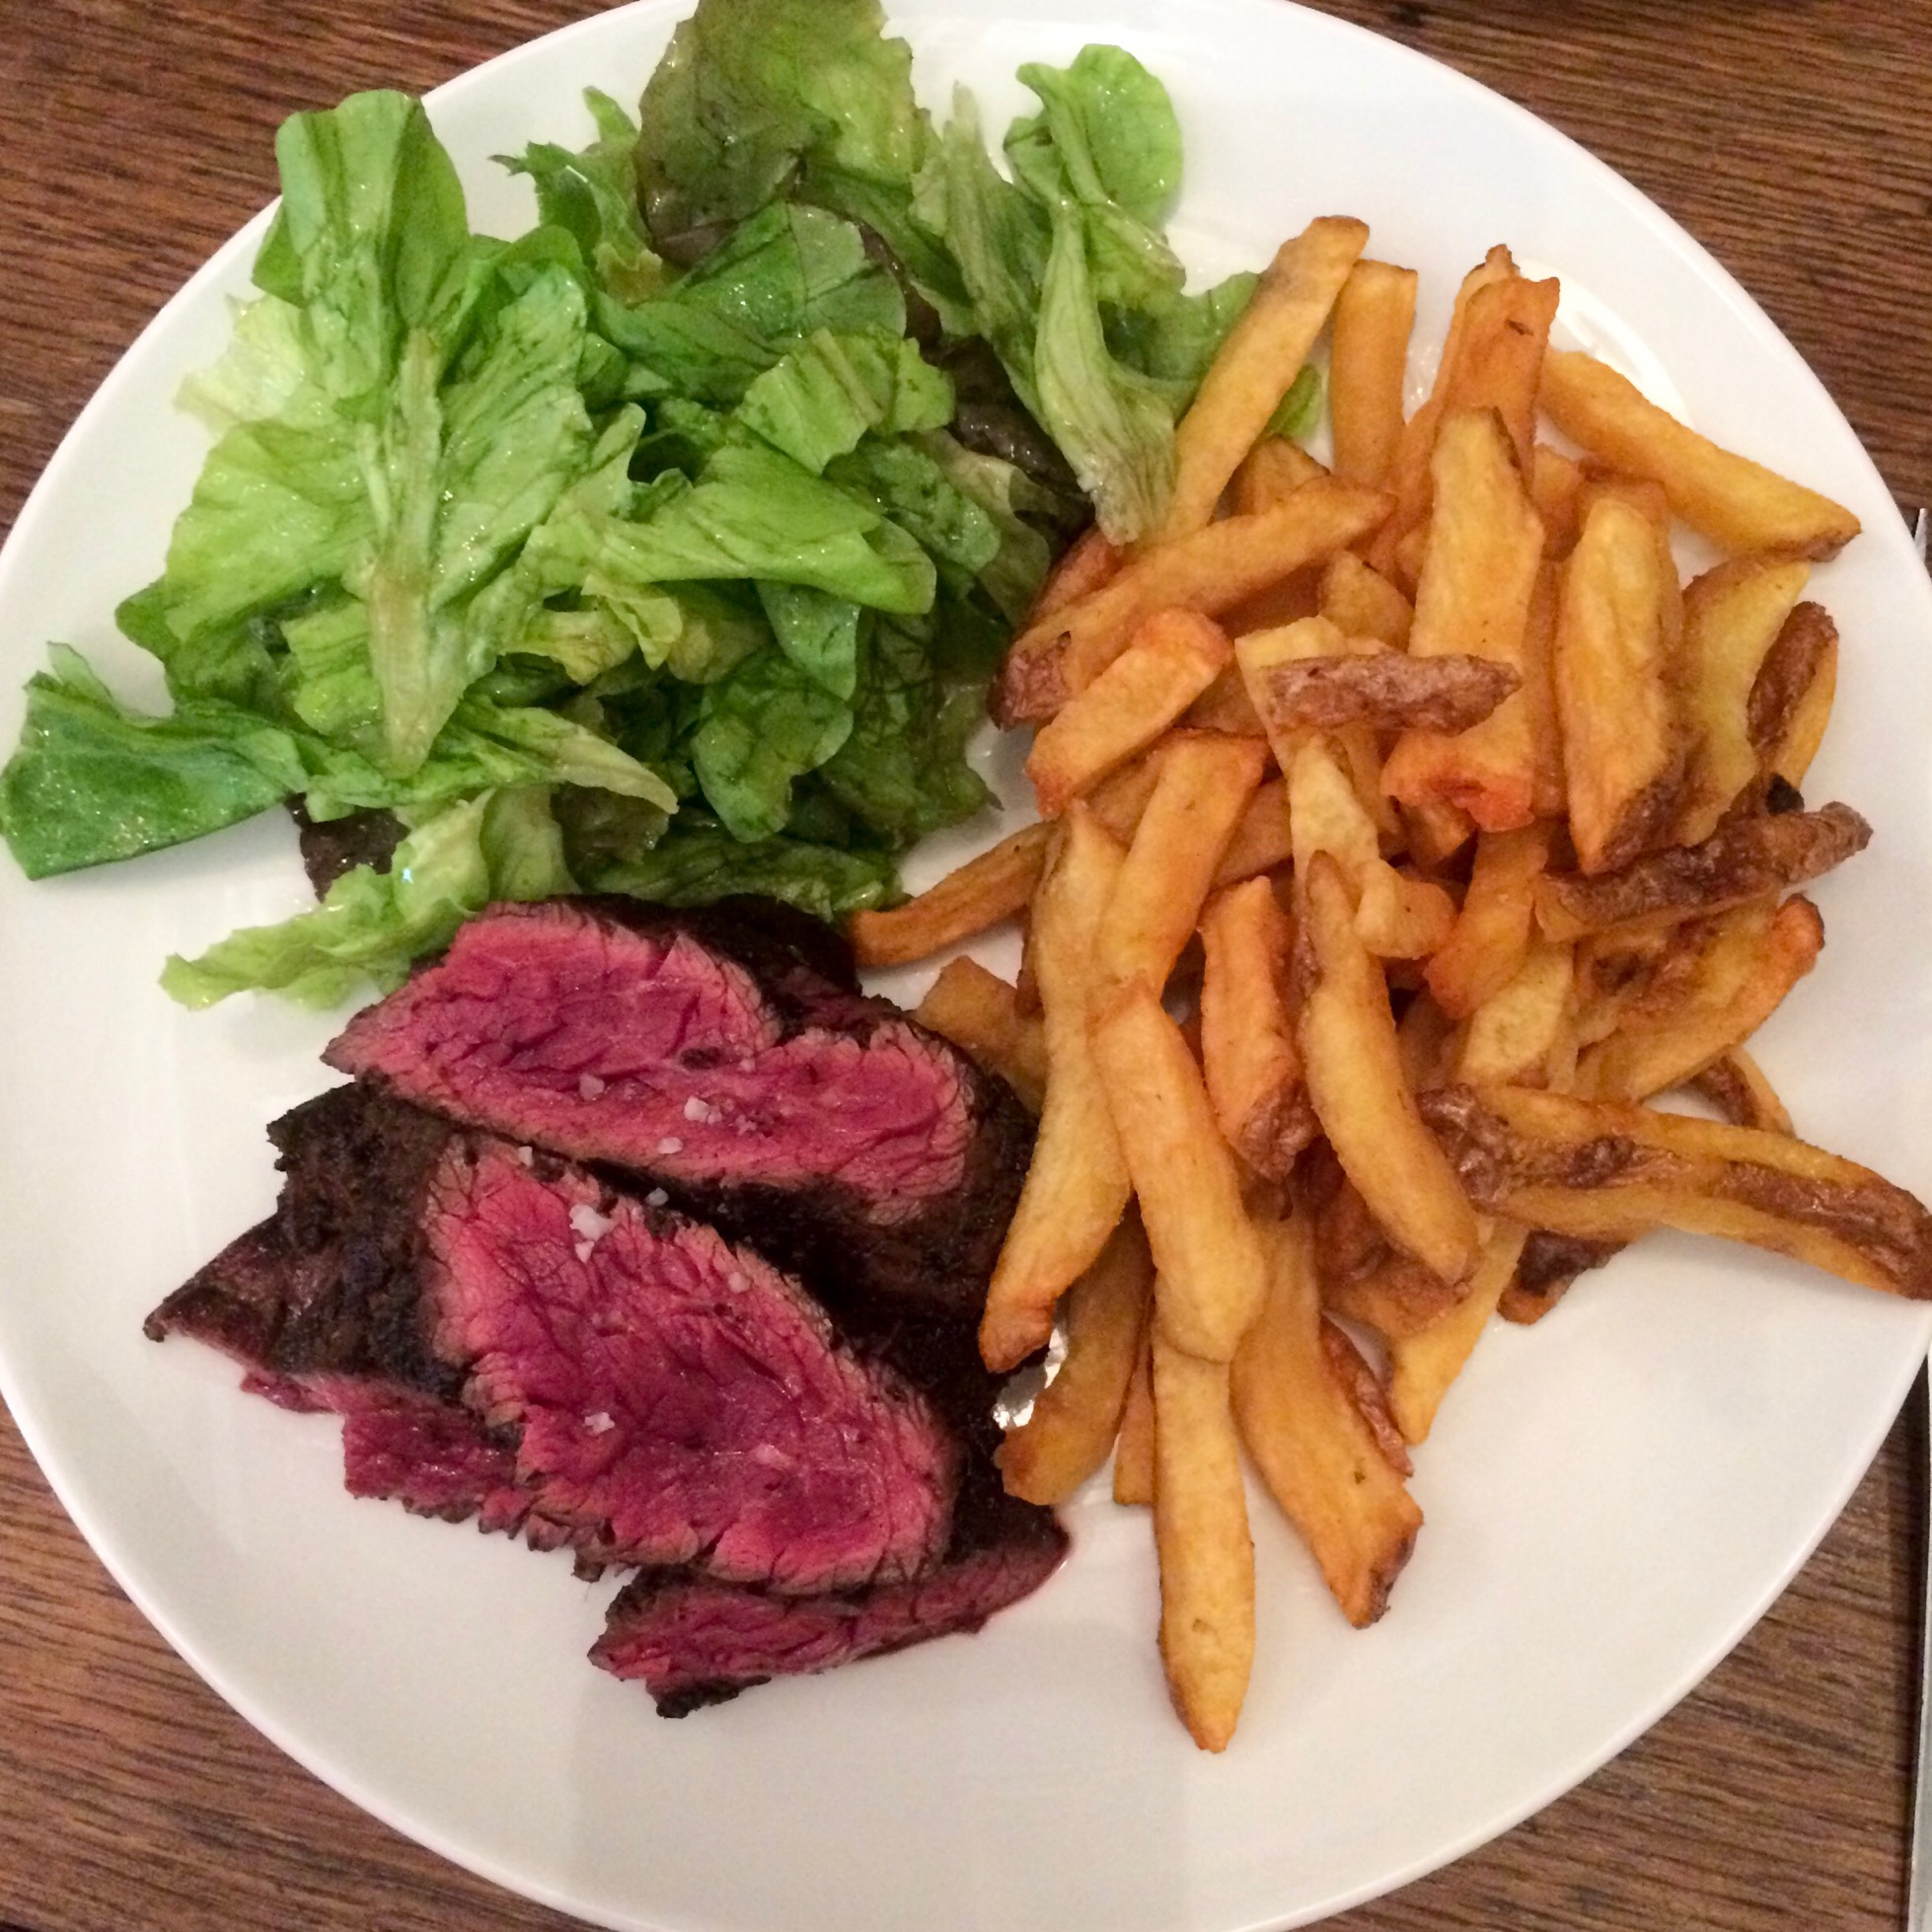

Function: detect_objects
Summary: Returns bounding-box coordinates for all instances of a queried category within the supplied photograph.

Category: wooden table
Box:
[2,1,1929,1925]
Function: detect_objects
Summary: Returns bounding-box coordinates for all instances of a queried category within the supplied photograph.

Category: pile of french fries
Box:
[847,215,1932,1751]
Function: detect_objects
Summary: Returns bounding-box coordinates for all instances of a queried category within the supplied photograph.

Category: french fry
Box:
[1534,801,1870,940]
[1528,444,1585,557]
[1442,274,1560,475]
[850,822,1052,967]
[1026,609,1233,815]
[1200,878,1314,1179]
[998,1215,1154,1506]
[1321,1320,1412,1474]
[1211,776,1294,886]
[1319,550,1414,647]
[915,958,1048,1112]
[1422,1083,1932,1300]
[1452,938,1576,1087]
[1749,601,1839,790]
[1386,1225,1529,1444]
[1512,562,1565,823]
[1322,1252,1466,1340]
[1231,436,1328,515]
[1402,796,1476,867]
[1672,557,1813,843]
[1395,987,1460,1094]
[1031,525,1123,625]
[1086,748,1165,846]
[1688,1047,1794,1137]
[1230,1215,1423,1624]
[1256,650,1519,737]
[1381,409,1546,832]
[1152,1335,1254,1752]
[1539,349,1861,558]
[1180,664,1269,736]
[1425,823,1553,1018]
[1290,739,1456,958]
[1113,1325,1155,1505]
[1161,215,1371,540]
[1576,897,1822,1102]
[1372,244,1519,575]
[993,479,1392,723]
[1299,853,1481,1282]
[1091,981,1271,1361]
[981,808,1132,1372]
[1221,564,1325,639]
[1096,735,1269,995]
[1329,260,1418,489]
[1552,490,1682,872]
[1498,1229,1619,1325]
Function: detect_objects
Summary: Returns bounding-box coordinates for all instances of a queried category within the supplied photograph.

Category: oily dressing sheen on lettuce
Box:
[0,0,1319,1006]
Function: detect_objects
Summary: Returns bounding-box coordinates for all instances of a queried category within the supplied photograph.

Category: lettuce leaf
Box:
[691,646,853,839]
[583,821,897,922]
[0,648,308,879]
[161,788,574,1007]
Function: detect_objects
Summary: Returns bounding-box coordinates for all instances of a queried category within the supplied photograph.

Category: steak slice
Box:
[147,1086,959,1593]
[592,1467,1068,1716]
[322,898,1032,1314]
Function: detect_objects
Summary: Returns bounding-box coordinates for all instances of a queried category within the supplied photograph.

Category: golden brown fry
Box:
[1319,550,1414,647]
[1386,1225,1529,1444]
[1162,215,1371,539]
[1498,1229,1619,1325]
[1291,739,1456,958]
[1091,981,1271,1361]
[1299,853,1481,1282]
[1402,796,1476,868]
[1688,1047,1794,1137]
[1540,349,1861,558]
[1231,436,1328,515]
[1231,1215,1423,1625]
[1425,823,1553,1019]
[1528,444,1586,557]
[914,957,1048,1113]
[1152,1335,1254,1752]
[1577,897,1822,1102]
[1673,557,1813,844]
[850,822,1052,968]
[1200,878,1314,1179]
[1085,747,1164,846]
[1552,490,1683,872]
[1321,1319,1413,1474]
[1443,275,1560,475]
[1329,260,1418,489]
[1211,776,1294,887]
[1096,735,1269,996]
[1395,987,1460,1095]
[1750,601,1839,790]
[1322,1251,1466,1340]
[1373,245,1520,575]
[1423,1082,1932,1300]
[1113,1323,1156,1506]
[1026,609,1233,815]
[1258,651,1518,736]
[1180,664,1269,736]
[1381,409,1546,832]
[1031,525,1124,626]
[1453,938,1576,1088]
[998,1215,1154,1506]
[982,809,1132,1372]
[994,480,1393,723]
[1535,802,1870,939]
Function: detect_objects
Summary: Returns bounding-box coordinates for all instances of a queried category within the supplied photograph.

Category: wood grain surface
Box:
[1,1,1929,1927]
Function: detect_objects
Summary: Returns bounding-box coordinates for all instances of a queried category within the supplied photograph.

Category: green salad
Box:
[0,0,1312,1006]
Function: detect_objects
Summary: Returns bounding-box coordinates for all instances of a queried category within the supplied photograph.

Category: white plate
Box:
[4,3,1932,1928]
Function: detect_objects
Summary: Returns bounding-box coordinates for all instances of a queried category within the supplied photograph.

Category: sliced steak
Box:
[147,1086,959,1593]
[592,1465,1068,1716]
[322,898,1032,1315]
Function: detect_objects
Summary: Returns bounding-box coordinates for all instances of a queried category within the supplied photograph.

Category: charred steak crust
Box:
[323,899,1034,1314]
